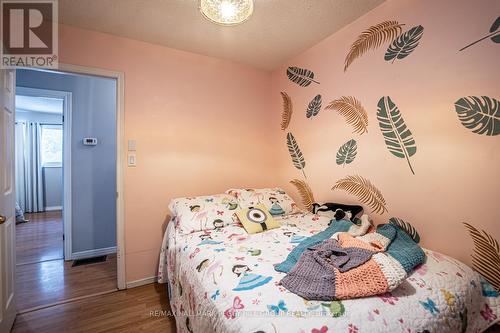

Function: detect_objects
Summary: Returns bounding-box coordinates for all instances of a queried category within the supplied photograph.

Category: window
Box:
[41,125,63,167]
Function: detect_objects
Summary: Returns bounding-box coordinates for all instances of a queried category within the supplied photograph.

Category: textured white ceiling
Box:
[59,0,386,70]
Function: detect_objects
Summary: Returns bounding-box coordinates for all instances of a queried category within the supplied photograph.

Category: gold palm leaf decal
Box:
[280,92,292,130]
[344,21,404,72]
[463,222,500,291]
[389,217,420,243]
[290,179,315,212]
[326,96,368,135]
[331,175,387,214]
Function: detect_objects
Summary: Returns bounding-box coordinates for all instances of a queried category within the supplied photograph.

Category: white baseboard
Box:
[126,276,158,289]
[71,246,117,260]
[45,206,62,211]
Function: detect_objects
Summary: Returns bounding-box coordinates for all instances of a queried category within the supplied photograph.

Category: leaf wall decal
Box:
[389,217,420,243]
[326,96,368,134]
[286,66,320,87]
[306,94,322,118]
[290,179,315,212]
[491,16,500,43]
[336,139,357,166]
[460,16,500,51]
[463,222,500,291]
[280,92,293,130]
[377,96,417,175]
[286,132,307,179]
[454,96,500,136]
[385,25,424,62]
[344,20,404,71]
[331,175,387,214]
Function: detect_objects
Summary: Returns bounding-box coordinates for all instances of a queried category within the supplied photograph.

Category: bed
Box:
[158,199,499,333]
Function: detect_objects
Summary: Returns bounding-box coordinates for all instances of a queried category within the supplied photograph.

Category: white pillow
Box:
[168,194,239,234]
[225,188,298,217]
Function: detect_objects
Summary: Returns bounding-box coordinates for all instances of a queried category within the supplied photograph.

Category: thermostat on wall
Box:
[83,138,98,146]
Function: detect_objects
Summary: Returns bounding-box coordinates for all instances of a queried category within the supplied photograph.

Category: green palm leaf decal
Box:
[306,94,322,118]
[389,217,420,243]
[377,96,417,175]
[385,25,424,62]
[336,139,357,166]
[491,16,500,43]
[286,66,320,87]
[286,132,307,179]
[460,16,500,51]
[454,96,500,136]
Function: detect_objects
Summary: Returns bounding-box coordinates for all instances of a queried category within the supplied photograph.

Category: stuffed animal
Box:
[312,202,363,224]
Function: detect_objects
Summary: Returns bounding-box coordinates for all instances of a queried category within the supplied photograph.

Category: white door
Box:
[0,69,16,333]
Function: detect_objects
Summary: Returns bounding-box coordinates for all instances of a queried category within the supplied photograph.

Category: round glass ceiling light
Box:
[199,0,254,26]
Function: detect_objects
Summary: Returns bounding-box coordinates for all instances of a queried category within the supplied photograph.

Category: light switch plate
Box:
[128,140,136,151]
[128,153,136,167]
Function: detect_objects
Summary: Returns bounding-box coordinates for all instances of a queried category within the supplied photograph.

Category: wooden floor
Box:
[15,211,117,312]
[12,283,176,333]
[17,211,64,264]
[16,254,117,311]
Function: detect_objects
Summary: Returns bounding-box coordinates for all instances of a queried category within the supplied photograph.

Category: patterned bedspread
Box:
[158,213,500,333]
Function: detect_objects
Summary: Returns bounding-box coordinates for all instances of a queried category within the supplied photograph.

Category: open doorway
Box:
[15,89,66,267]
[14,67,122,312]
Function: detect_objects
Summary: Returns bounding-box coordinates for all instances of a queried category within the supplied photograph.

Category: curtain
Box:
[15,123,26,210]
[15,122,45,213]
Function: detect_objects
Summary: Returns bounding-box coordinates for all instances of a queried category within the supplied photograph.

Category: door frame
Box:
[59,63,126,290]
[15,86,73,261]
[22,63,126,290]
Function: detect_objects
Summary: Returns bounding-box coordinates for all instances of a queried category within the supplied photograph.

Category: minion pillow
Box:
[236,204,280,234]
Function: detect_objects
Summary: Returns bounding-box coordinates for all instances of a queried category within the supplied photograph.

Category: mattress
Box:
[158,213,500,333]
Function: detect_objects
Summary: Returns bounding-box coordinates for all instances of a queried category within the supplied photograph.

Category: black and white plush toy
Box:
[312,202,363,224]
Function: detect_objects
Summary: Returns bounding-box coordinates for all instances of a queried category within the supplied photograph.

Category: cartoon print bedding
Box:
[158,213,500,333]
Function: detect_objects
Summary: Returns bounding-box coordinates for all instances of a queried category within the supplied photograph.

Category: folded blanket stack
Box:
[277,220,426,300]
[274,215,372,273]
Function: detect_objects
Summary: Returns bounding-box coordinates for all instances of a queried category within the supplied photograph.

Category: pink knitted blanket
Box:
[280,223,425,300]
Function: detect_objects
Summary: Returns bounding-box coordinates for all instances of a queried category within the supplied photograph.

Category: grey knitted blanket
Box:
[280,239,374,300]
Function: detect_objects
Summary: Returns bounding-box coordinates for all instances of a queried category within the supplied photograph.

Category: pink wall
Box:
[271,0,500,265]
[58,25,278,282]
[58,0,498,281]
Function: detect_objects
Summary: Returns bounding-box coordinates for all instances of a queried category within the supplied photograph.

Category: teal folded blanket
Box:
[377,224,426,273]
[274,219,353,273]
[275,220,425,274]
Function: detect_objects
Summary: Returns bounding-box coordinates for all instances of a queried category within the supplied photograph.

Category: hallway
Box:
[16,211,63,265]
